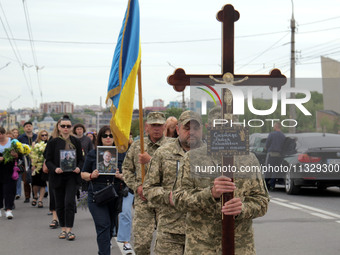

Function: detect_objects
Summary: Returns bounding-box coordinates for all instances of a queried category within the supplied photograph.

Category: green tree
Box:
[294,91,323,132]
[243,91,324,134]
[164,107,183,119]
[130,119,141,138]
[84,109,96,116]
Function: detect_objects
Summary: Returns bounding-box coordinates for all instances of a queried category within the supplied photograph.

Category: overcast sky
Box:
[1,0,340,111]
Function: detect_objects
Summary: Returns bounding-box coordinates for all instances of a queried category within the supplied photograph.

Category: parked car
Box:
[250,132,340,195]
[249,133,268,165]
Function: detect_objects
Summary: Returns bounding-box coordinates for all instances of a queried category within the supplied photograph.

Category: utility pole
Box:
[96,112,103,131]
[182,91,186,110]
[289,0,296,133]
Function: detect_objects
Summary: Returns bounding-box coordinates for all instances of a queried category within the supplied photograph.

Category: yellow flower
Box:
[23,144,31,154]
[17,143,24,154]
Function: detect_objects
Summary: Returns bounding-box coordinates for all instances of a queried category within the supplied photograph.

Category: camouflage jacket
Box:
[173,144,269,255]
[123,135,171,194]
[143,138,192,234]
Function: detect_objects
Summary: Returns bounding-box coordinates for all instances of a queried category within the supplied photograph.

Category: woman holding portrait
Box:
[81,125,124,255]
[45,115,83,241]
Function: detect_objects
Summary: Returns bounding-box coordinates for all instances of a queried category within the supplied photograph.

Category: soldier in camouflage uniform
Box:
[173,106,269,255]
[143,111,203,255]
[60,152,76,172]
[97,150,116,174]
[123,112,172,255]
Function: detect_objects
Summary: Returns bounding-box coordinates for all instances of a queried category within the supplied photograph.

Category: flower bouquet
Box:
[3,139,31,164]
[2,139,31,181]
[30,141,47,176]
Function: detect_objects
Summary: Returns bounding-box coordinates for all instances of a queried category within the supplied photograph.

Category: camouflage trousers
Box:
[133,196,157,255]
[155,231,185,255]
[184,236,255,255]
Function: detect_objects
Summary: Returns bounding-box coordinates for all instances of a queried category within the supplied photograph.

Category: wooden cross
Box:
[167,4,287,255]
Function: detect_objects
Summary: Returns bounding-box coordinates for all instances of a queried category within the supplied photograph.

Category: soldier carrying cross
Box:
[169,4,286,255]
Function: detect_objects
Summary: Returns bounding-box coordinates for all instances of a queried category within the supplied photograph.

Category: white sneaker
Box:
[5,210,13,219]
[123,242,133,254]
[0,210,2,217]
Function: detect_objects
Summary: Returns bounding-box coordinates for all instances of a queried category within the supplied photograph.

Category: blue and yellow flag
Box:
[106,0,141,153]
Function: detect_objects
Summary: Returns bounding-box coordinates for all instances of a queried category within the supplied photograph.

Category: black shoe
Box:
[44,192,48,198]
[24,198,30,203]
[269,187,275,191]
[15,195,20,200]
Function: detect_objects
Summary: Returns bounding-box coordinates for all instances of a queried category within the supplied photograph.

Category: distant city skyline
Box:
[1,0,340,110]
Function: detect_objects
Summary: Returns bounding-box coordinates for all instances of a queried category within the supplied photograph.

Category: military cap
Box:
[178,110,202,126]
[146,112,166,125]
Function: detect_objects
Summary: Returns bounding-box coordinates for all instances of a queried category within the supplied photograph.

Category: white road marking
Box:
[290,202,340,219]
[310,213,335,220]
[270,197,288,203]
[336,221,340,224]
[270,199,302,210]
[271,198,340,222]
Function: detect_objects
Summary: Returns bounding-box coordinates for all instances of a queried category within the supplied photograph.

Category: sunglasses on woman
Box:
[60,125,72,129]
[101,134,113,138]
[41,134,48,137]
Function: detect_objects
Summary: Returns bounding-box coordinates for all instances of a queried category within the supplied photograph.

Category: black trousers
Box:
[265,155,283,188]
[0,180,16,210]
[54,176,78,228]
[48,181,56,211]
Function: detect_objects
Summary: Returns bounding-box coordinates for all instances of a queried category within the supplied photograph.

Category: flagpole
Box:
[137,63,146,183]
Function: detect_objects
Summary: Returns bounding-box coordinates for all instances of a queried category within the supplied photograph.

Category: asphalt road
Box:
[0,195,123,255]
[253,185,340,254]
[2,185,339,255]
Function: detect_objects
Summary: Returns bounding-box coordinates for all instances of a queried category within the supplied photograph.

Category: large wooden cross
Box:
[167,4,287,255]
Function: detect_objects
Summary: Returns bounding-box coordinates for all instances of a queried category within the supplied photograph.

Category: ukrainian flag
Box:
[106,0,141,153]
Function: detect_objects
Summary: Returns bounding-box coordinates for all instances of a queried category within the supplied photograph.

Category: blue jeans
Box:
[16,173,22,196]
[117,191,134,242]
[88,189,116,255]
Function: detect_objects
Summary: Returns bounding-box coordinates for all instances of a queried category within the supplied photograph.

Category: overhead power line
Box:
[299,15,340,26]
[0,31,291,45]
[0,0,34,105]
[22,0,43,105]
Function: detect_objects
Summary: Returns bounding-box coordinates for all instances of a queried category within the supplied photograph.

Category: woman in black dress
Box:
[31,130,49,208]
[45,115,83,241]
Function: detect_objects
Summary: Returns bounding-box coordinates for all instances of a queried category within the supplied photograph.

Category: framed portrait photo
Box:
[60,150,76,172]
[97,146,118,175]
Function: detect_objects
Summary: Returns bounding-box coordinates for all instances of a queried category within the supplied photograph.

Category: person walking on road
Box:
[123,112,171,255]
[45,115,83,241]
[144,110,203,254]
[81,125,125,255]
[18,121,37,203]
[265,122,286,191]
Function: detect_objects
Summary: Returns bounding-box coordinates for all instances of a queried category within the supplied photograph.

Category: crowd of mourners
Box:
[0,108,269,255]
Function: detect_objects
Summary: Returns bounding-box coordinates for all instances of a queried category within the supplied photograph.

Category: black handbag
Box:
[122,186,130,197]
[92,184,118,206]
